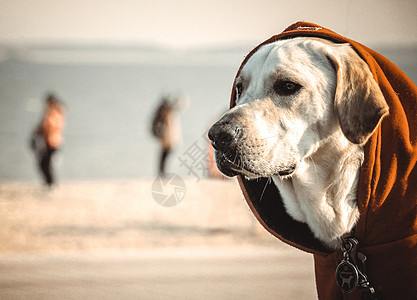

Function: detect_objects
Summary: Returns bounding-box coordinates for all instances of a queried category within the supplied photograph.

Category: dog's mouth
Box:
[214,150,250,177]
[277,165,296,177]
[214,149,297,179]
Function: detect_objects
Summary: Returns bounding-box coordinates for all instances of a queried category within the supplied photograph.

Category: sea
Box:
[1,43,416,182]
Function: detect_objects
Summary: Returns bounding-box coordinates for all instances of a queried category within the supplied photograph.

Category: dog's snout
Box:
[208,121,242,152]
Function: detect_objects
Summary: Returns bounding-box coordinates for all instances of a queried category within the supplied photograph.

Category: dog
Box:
[208,22,417,298]
[208,37,389,250]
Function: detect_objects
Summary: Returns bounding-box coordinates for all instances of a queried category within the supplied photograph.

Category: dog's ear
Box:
[326,44,389,144]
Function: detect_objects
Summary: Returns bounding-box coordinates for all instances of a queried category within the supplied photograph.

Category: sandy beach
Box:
[0,179,317,299]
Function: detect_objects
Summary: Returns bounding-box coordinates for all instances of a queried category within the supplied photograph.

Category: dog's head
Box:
[208,37,388,179]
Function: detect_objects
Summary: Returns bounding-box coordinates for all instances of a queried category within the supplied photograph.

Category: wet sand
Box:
[0,179,317,299]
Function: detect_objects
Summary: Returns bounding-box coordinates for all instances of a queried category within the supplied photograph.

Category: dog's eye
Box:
[235,82,243,99]
[273,80,301,96]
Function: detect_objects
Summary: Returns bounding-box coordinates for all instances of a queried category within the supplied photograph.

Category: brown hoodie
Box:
[230,22,417,299]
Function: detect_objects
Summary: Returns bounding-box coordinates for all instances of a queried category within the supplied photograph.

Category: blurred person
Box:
[30,93,65,187]
[151,94,183,177]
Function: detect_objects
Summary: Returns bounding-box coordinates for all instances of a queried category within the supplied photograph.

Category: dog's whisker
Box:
[259,177,272,203]
[308,156,319,183]
[258,134,279,141]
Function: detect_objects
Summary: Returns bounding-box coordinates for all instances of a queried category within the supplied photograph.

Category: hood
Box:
[230,21,417,255]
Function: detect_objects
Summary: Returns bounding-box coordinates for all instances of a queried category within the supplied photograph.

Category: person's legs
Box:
[40,147,55,186]
[159,148,171,177]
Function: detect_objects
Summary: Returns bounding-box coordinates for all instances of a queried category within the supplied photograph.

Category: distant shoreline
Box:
[1,42,416,66]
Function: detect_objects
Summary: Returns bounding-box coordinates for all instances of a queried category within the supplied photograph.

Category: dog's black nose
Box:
[208,121,242,152]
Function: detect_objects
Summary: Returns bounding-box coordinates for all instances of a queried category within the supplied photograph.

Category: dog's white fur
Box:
[229,37,388,249]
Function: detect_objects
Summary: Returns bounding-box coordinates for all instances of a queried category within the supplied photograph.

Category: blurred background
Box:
[0,0,416,299]
[1,0,417,181]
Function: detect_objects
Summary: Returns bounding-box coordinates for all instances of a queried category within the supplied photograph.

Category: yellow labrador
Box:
[208,37,389,250]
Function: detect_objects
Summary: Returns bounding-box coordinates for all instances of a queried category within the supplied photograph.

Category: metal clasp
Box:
[336,236,377,299]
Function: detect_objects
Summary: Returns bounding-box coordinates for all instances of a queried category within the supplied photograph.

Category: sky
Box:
[0,0,416,48]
